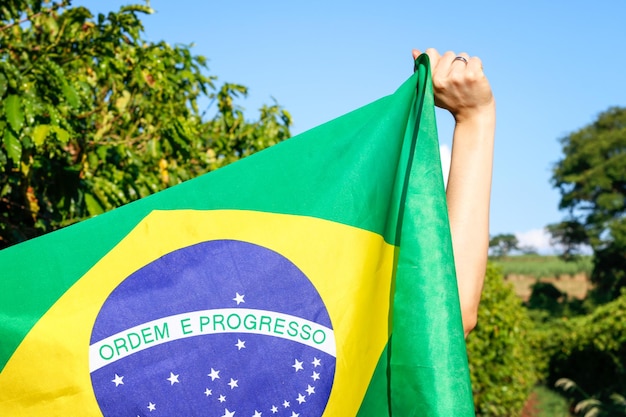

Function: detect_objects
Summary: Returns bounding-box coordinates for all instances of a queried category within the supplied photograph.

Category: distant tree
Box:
[0,1,291,248]
[489,233,519,257]
[547,220,588,260]
[527,282,564,315]
[549,107,626,302]
[518,245,538,256]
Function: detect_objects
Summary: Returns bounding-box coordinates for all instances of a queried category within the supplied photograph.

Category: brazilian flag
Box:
[0,55,474,416]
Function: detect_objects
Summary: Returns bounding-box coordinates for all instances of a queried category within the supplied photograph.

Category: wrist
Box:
[453,99,496,126]
[451,100,496,151]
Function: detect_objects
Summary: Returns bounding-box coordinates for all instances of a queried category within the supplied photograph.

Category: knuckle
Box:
[431,73,447,88]
[464,70,480,82]
[448,71,466,85]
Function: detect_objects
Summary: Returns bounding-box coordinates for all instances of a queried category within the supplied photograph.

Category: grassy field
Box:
[491,255,593,278]
[491,255,593,302]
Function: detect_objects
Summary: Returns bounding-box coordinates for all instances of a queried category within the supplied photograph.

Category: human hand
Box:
[412,48,494,124]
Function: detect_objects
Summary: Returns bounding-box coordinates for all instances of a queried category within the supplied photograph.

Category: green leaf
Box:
[115,90,131,113]
[44,15,59,34]
[62,83,80,109]
[0,73,7,98]
[51,126,70,144]
[84,193,104,216]
[120,5,155,15]
[4,95,24,133]
[32,125,51,146]
[3,127,22,165]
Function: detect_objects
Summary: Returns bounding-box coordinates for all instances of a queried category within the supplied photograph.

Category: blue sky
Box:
[77,0,626,252]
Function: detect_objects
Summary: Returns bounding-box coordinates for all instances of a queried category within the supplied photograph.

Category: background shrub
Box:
[466,263,540,416]
[543,290,626,401]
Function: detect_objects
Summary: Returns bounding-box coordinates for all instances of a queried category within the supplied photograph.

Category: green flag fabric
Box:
[0,55,475,416]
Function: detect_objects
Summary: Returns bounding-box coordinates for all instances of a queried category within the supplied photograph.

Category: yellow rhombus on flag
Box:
[0,55,475,416]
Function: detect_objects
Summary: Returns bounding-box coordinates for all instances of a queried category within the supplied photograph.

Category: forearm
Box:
[446,102,496,336]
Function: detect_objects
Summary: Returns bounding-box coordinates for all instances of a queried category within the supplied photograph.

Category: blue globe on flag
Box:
[89,240,336,417]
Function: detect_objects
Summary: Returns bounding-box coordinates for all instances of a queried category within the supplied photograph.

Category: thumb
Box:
[412,49,422,60]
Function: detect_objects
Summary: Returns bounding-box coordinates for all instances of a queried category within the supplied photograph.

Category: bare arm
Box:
[413,48,496,336]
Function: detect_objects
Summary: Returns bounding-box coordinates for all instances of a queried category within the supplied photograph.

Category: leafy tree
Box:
[0,0,291,249]
[488,233,519,257]
[550,107,626,302]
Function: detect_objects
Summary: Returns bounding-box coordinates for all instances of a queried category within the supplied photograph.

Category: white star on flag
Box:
[235,339,246,350]
[271,405,278,413]
[147,402,156,411]
[311,357,321,367]
[253,411,262,417]
[111,373,124,386]
[208,368,220,380]
[306,384,315,395]
[218,394,226,403]
[204,388,212,396]
[296,393,306,404]
[166,372,180,385]
[290,412,300,417]
[222,408,235,417]
[282,400,290,408]
[311,371,320,381]
[228,378,239,389]
[292,359,303,372]
[233,292,245,305]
